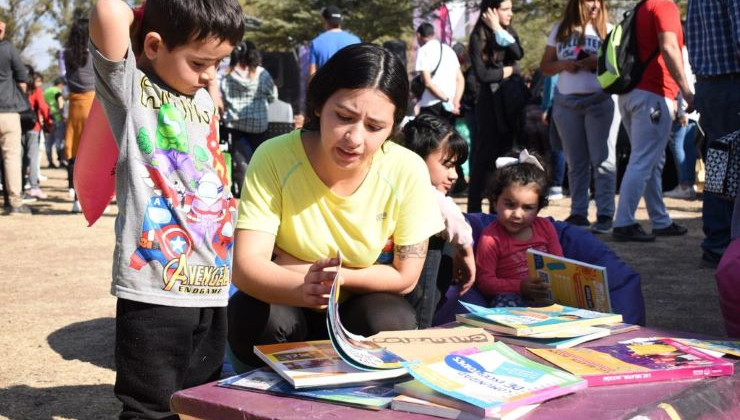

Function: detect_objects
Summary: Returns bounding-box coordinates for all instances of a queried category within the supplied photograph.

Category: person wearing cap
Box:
[308,6,361,77]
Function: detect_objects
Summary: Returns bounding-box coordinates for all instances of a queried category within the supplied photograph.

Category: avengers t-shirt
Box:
[92,43,235,307]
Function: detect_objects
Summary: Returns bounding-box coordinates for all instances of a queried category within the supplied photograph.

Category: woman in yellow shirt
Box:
[228,44,444,369]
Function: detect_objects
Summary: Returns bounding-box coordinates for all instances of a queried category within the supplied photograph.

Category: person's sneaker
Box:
[652,222,688,236]
[71,200,82,213]
[7,204,33,215]
[612,223,656,242]
[21,194,37,204]
[547,186,564,200]
[27,187,48,199]
[564,214,590,227]
[591,215,613,234]
[38,174,48,182]
[664,185,697,200]
[700,250,722,269]
[68,188,76,198]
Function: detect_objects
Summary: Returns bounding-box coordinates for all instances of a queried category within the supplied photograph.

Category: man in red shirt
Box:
[612,0,695,242]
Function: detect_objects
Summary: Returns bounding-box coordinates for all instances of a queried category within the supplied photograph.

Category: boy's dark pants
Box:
[114,299,226,419]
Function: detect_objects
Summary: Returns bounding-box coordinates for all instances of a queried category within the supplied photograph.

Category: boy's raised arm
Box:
[90,0,133,61]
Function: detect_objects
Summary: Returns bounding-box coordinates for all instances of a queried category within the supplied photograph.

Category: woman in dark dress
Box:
[467,0,525,213]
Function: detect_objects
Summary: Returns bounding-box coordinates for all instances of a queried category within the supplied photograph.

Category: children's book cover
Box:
[529,337,734,386]
[326,253,496,371]
[672,338,740,358]
[252,340,407,389]
[527,249,612,313]
[401,341,586,416]
[391,391,539,420]
[458,301,622,336]
[218,367,398,410]
[495,326,610,349]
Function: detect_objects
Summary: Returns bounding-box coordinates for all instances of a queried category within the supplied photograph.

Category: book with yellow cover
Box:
[529,337,734,386]
[527,249,612,313]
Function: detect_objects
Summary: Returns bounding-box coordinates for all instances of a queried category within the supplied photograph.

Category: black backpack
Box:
[597,0,659,94]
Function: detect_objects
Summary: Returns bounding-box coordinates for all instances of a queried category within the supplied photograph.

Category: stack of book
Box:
[456,301,627,349]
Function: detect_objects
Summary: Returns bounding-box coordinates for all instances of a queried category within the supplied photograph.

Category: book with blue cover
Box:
[218,367,398,410]
[457,301,622,337]
[401,341,587,417]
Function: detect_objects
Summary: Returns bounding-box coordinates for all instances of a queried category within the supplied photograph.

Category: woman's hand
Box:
[576,53,598,71]
[520,276,550,300]
[561,59,582,73]
[302,257,342,309]
[482,7,502,32]
[453,245,476,296]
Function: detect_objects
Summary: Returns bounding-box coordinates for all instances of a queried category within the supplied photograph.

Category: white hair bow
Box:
[495,149,545,172]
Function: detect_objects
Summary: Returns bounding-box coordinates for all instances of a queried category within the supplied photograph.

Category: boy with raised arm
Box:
[89,1,244,417]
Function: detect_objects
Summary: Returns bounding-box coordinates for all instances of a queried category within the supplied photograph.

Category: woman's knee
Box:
[341,293,417,336]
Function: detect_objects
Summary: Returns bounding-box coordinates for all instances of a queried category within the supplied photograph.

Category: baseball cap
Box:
[322,6,342,20]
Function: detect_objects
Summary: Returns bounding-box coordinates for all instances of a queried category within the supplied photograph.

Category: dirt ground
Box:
[0,162,727,420]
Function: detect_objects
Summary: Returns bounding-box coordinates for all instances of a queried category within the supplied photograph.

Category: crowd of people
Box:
[0,0,738,419]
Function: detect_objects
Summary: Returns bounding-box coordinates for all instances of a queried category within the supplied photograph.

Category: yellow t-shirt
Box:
[236,130,444,268]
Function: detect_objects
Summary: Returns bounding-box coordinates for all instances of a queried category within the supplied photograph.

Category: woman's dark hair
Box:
[400,114,468,166]
[64,8,90,73]
[137,0,245,52]
[473,0,515,63]
[232,41,261,68]
[304,43,409,132]
[485,150,551,210]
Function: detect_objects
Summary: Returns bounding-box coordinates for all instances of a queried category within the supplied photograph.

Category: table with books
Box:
[172,294,740,420]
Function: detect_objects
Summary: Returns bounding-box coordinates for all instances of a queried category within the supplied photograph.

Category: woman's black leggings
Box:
[227,290,418,367]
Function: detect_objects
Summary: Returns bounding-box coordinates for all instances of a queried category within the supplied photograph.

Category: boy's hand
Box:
[520,276,549,300]
[302,257,341,309]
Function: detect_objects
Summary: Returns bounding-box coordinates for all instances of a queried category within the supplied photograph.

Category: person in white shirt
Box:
[539,0,619,234]
[414,22,464,123]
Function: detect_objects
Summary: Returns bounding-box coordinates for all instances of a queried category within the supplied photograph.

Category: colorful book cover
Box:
[391,392,539,420]
[401,341,587,417]
[495,326,610,349]
[326,253,497,371]
[529,337,735,386]
[527,249,612,313]
[458,302,623,337]
[672,338,740,358]
[218,367,398,410]
[252,340,407,389]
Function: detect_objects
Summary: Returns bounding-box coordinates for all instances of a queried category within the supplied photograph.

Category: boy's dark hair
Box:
[138,0,245,53]
[416,22,435,38]
[485,150,551,210]
[322,6,342,29]
[400,114,468,166]
[305,43,408,132]
[53,76,65,86]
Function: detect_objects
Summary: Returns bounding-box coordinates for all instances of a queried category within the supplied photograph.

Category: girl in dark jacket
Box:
[467,0,525,213]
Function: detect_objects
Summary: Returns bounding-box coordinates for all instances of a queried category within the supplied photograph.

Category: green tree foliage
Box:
[246,0,450,51]
[1,0,95,75]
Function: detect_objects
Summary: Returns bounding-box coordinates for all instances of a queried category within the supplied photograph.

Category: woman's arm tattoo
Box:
[395,241,429,260]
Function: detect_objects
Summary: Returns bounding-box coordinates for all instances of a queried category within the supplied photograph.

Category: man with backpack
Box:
[611,0,694,242]
[686,0,740,268]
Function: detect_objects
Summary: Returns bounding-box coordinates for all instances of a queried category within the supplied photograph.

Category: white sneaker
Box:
[38,174,48,182]
[71,200,81,213]
[664,185,696,200]
[68,188,76,198]
[547,186,564,200]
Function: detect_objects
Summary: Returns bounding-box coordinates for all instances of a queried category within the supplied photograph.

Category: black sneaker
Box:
[700,250,722,269]
[591,215,613,234]
[652,222,688,236]
[564,214,590,227]
[612,223,655,242]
